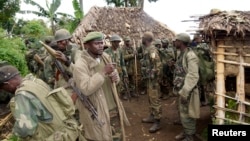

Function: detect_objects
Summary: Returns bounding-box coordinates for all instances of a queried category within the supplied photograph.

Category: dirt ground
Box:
[0,93,211,141]
[122,94,211,141]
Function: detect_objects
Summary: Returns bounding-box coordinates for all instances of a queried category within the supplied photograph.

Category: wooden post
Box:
[237,46,245,122]
[216,41,226,124]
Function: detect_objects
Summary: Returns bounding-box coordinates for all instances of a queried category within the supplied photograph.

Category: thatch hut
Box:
[198,9,250,124]
[71,6,175,47]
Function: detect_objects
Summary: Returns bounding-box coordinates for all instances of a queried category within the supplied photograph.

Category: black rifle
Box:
[40,41,104,127]
[123,79,131,101]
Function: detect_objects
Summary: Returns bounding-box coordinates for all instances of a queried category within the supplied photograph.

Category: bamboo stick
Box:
[215,92,250,106]
[213,106,250,118]
[237,47,245,122]
[213,52,238,56]
[218,45,250,48]
[218,59,250,67]
[215,116,250,125]
[216,41,226,124]
[0,113,12,129]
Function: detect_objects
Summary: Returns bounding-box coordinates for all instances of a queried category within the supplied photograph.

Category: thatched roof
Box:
[198,10,250,37]
[71,6,175,46]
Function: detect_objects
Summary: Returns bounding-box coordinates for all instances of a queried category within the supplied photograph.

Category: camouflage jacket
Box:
[122,46,136,75]
[140,45,162,80]
[105,47,128,77]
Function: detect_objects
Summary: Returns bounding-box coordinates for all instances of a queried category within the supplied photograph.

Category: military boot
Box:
[149,119,161,133]
[141,114,154,123]
[181,135,194,141]
[175,132,185,140]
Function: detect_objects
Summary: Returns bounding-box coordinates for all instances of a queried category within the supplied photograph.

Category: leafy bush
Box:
[0,28,29,76]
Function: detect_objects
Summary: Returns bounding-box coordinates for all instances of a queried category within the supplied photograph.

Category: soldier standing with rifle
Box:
[105,34,129,100]
[141,32,162,133]
[73,32,130,141]
[43,29,79,93]
[122,36,138,98]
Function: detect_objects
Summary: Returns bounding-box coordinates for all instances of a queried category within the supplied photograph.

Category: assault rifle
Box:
[39,41,104,127]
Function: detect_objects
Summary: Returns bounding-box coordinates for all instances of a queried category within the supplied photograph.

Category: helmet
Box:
[154,39,162,45]
[110,34,122,42]
[161,38,169,44]
[0,65,19,85]
[175,33,191,43]
[54,29,72,42]
[124,36,131,41]
[143,32,154,41]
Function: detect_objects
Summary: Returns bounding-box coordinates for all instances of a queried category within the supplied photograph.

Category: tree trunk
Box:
[79,0,83,12]
[124,0,128,7]
[138,0,144,10]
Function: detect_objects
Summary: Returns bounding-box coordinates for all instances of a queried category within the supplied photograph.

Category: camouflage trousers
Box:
[148,81,162,120]
[178,97,196,135]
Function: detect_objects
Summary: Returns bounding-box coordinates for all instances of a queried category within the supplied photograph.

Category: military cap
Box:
[0,65,19,85]
[110,34,122,42]
[84,32,104,43]
[175,33,191,43]
[54,29,72,42]
[154,39,162,45]
[124,36,131,41]
[143,32,154,40]
[161,38,169,44]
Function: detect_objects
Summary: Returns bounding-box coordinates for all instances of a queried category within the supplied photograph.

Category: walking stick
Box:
[102,56,130,141]
[133,39,139,101]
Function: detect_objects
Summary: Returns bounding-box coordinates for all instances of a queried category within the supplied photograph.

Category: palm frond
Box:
[50,0,61,14]
[72,0,84,19]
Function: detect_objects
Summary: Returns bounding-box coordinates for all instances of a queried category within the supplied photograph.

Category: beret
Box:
[84,32,104,43]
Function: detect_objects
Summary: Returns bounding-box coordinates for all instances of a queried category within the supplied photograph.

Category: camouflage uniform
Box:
[173,33,200,141]
[43,29,80,90]
[105,34,128,100]
[122,37,137,97]
[0,65,85,141]
[141,32,162,133]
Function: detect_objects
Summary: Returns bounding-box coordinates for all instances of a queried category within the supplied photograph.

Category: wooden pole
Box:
[216,41,226,124]
[237,47,245,122]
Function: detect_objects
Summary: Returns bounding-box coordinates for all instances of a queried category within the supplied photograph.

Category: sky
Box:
[16,0,250,36]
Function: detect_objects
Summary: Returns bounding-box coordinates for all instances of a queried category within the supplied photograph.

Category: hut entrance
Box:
[225,76,236,92]
[245,67,250,98]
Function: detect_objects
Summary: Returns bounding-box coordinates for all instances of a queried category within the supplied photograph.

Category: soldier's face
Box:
[125,41,130,47]
[57,40,68,51]
[111,41,120,48]
[175,40,181,49]
[88,40,104,55]
[142,37,147,45]
[0,75,22,94]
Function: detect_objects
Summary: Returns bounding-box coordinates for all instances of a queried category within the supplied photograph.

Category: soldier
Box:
[122,36,138,97]
[43,29,79,90]
[154,39,162,49]
[105,34,129,100]
[173,33,200,141]
[0,65,85,141]
[73,32,129,141]
[141,32,162,133]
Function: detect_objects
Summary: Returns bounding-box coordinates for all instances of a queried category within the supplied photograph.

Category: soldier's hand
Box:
[124,77,129,84]
[109,70,119,83]
[55,51,68,62]
[103,63,115,75]
[180,95,188,105]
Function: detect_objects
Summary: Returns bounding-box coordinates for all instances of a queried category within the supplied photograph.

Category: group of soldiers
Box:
[0,27,211,141]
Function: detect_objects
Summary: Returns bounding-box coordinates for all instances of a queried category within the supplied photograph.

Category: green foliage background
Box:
[0,28,29,76]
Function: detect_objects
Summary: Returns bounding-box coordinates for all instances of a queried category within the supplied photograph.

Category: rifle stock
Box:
[40,41,104,127]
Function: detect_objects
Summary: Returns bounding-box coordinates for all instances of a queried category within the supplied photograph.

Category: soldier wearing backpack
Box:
[173,33,200,141]
[0,65,85,141]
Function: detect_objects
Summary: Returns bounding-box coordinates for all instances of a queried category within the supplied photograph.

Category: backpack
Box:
[183,47,215,85]
[11,74,84,141]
